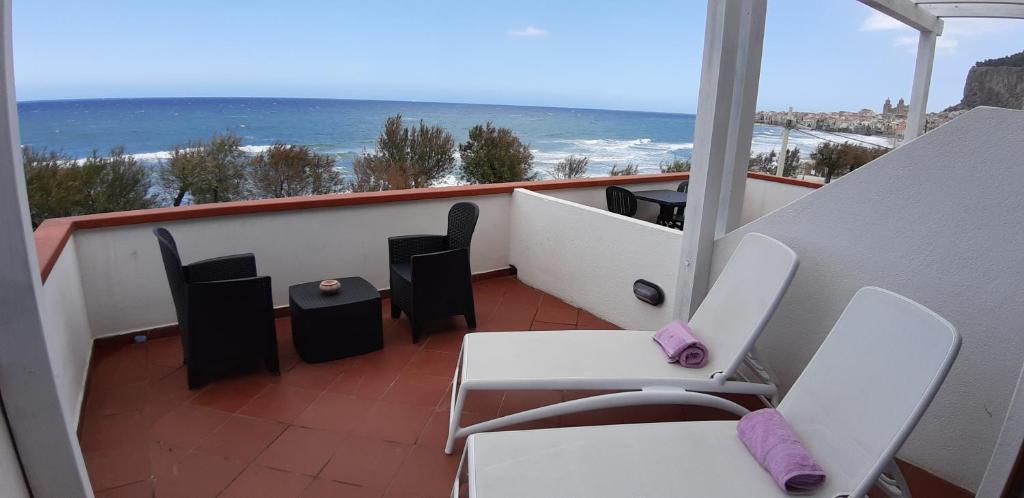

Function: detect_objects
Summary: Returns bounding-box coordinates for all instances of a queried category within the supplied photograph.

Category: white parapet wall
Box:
[73,194,513,337]
[509,188,683,330]
[37,236,92,430]
[709,107,1024,492]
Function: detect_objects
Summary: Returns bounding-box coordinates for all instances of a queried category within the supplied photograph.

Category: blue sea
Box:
[16,97,892,179]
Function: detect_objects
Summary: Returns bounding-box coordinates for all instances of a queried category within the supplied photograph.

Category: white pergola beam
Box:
[858,0,945,33]
[924,3,1024,18]
[676,0,767,317]
[904,30,936,141]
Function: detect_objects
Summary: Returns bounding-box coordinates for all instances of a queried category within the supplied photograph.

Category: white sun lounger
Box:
[445,232,799,454]
[454,287,961,498]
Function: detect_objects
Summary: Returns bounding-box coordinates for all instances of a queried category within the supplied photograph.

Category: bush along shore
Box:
[23,113,886,225]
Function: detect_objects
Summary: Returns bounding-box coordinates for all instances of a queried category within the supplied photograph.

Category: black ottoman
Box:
[288,277,383,363]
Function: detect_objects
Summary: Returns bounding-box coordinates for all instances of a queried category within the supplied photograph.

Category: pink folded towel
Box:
[652,320,708,368]
[737,408,827,493]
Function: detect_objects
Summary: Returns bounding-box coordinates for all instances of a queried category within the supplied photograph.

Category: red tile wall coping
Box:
[33,172,820,284]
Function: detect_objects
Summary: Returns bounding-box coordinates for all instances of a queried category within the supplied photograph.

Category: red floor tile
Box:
[95,480,154,498]
[381,373,450,408]
[302,478,380,498]
[405,350,459,378]
[79,278,650,497]
[326,366,401,401]
[294,393,375,434]
[150,405,231,449]
[279,361,349,392]
[384,445,461,498]
[534,295,580,325]
[83,446,151,491]
[257,426,342,476]
[146,336,184,368]
[356,401,434,445]
[421,330,467,354]
[221,465,313,498]
[319,434,411,492]
[576,310,620,330]
[151,450,246,498]
[195,414,286,462]
[238,383,320,424]
[190,373,273,412]
[530,320,576,331]
[85,383,150,417]
[354,344,421,373]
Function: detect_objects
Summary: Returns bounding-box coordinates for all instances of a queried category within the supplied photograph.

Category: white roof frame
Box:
[857,0,1024,143]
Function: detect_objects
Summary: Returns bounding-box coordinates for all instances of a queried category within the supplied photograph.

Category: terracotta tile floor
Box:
[78,276,959,497]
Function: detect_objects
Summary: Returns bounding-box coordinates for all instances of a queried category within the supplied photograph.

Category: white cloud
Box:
[861,11,909,32]
[507,26,549,38]
[893,34,958,53]
[863,12,965,55]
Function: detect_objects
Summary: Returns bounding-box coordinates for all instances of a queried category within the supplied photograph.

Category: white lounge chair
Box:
[445,232,799,454]
[453,287,961,498]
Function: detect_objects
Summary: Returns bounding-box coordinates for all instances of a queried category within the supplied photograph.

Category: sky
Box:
[11,0,1024,113]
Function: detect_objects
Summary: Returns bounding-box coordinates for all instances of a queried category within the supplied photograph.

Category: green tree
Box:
[749,148,800,177]
[458,122,536,184]
[22,147,81,226]
[810,142,887,183]
[609,162,639,176]
[78,147,156,214]
[22,146,155,227]
[351,115,456,191]
[659,159,691,173]
[159,132,248,205]
[549,155,589,179]
[248,143,343,198]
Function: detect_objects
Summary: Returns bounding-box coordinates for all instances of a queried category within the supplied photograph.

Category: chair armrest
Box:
[410,248,471,284]
[185,276,275,353]
[185,253,257,283]
[388,235,447,264]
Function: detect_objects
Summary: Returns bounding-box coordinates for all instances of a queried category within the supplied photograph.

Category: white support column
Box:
[676,0,767,318]
[904,30,936,142]
[0,0,94,496]
[716,0,766,238]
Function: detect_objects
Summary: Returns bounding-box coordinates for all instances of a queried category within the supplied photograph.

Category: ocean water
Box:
[17,97,893,179]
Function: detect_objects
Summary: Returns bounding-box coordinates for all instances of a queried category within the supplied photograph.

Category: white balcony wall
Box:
[709,107,1024,492]
[37,236,92,429]
[73,194,512,337]
[509,188,683,330]
[542,179,682,222]
[739,176,815,226]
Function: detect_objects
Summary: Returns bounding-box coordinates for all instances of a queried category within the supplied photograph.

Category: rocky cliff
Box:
[946,51,1024,111]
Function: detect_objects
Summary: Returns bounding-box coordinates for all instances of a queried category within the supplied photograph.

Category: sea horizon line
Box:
[15,95,700,118]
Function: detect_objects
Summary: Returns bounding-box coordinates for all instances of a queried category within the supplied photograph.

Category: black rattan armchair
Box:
[388,202,479,343]
[153,228,279,389]
[606,186,637,217]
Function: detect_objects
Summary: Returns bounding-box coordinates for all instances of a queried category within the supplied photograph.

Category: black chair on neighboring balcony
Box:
[668,180,689,230]
[153,227,279,389]
[606,186,637,217]
[388,202,479,343]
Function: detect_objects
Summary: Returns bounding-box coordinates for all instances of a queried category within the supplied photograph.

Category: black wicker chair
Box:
[153,228,279,389]
[667,180,689,230]
[388,202,479,343]
[606,186,637,217]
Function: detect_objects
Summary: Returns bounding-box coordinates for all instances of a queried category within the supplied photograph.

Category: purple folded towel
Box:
[652,320,707,368]
[737,408,826,493]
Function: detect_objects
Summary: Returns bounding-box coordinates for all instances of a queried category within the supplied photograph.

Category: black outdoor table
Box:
[633,189,688,226]
[288,276,383,363]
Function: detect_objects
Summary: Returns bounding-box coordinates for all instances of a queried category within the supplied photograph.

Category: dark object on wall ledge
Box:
[633,279,664,306]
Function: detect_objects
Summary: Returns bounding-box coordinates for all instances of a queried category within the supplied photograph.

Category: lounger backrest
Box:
[689,233,798,379]
[778,287,960,497]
